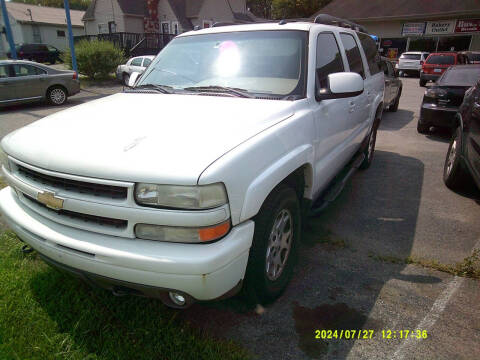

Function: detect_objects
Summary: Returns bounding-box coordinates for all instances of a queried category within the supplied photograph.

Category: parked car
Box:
[380,57,402,112]
[7,43,62,64]
[0,60,80,107]
[116,56,155,85]
[395,51,429,77]
[417,65,480,134]
[459,51,480,64]
[419,52,468,87]
[0,21,384,308]
[443,78,480,190]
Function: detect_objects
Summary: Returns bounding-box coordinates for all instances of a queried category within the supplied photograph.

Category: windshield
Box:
[401,54,421,60]
[439,67,480,86]
[136,30,308,98]
[426,55,455,65]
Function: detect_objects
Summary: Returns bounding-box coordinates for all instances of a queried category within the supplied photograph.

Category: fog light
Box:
[169,292,186,306]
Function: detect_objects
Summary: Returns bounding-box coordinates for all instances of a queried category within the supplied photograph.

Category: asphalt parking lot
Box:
[0,78,479,359]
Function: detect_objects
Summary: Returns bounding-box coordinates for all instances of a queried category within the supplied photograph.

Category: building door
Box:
[32,25,42,43]
[437,36,471,51]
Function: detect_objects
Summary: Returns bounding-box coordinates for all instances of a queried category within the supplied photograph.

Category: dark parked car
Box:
[380,57,402,112]
[443,78,480,190]
[7,44,62,64]
[419,52,468,87]
[417,65,480,134]
[459,51,480,64]
[0,60,80,107]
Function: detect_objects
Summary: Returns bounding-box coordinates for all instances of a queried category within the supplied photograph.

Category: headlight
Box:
[0,146,10,172]
[135,220,231,243]
[424,88,447,98]
[135,183,228,210]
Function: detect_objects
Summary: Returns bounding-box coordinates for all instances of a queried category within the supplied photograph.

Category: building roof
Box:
[314,0,480,21]
[117,0,147,16]
[185,0,204,18]
[6,2,85,27]
[167,0,193,30]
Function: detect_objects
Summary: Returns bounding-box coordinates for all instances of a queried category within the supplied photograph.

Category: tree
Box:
[10,0,92,11]
[270,0,334,20]
[247,0,274,19]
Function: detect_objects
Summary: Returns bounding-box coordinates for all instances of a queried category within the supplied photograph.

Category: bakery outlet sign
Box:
[403,19,480,35]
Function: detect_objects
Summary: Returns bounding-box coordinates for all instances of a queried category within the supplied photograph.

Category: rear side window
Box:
[400,54,421,60]
[358,33,381,75]
[131,58,143,66]
[426,55,455,65]
[316,33,344,90]
[340,33,365,78]
[12,64,46,76]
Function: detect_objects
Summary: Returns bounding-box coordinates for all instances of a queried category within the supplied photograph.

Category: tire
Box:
[49,58,56,65]
[417,121,430,134]
[359,121,378,170]
[388,87,402,112]
[444,126,469,190]
[243,184,301,304]
[47,86,67,106]
[419,79,427,87]
[123,73,130,86]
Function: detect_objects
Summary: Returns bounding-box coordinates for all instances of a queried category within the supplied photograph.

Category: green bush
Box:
[62,40,125,79]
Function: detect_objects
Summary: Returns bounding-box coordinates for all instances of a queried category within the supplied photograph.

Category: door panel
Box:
[10,64,46,100]
[0,65,16,102]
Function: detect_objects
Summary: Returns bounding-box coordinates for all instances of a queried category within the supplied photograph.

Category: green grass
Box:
[0,231,250,360]
[368,250,480,279]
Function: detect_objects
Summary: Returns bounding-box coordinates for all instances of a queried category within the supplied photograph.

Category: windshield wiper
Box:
[132,84,174,94]
[183,86,254,98]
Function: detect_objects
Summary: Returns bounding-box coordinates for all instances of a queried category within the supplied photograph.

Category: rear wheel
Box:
[359,121,378,170]
[47,86,67,106]
[444,126,469,190]
[244,184,301,304]
[389,87,402,112]
[417,121,430,134]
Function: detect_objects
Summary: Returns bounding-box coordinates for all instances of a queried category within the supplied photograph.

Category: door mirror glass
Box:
[317,72,364,100]
[128,72,140,87]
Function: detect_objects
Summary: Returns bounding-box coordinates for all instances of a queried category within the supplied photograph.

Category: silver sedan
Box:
[0,60,80,107]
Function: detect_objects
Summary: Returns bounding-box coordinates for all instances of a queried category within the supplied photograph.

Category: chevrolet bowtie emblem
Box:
[37,191,64,210]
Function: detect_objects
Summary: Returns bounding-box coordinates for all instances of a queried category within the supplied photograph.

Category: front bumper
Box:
[419,103,458,128]
[0,187,254,301]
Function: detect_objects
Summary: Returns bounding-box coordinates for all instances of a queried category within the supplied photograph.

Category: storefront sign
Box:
[402,22,425,36]
[425,20,455,35]
[455,19,480,33]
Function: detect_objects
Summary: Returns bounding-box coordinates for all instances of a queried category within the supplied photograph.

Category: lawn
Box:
[0,231,250,360]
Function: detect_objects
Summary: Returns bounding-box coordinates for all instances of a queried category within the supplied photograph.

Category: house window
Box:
[203,20,212,28]
[57,30,66,37]
[172,22,179,35]
[98,23,108,34]
[161,22,170,34]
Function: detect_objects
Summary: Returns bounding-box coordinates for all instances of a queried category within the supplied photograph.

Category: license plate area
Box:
[434,69,442,73]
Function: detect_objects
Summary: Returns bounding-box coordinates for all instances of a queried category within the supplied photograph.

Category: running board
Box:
[309,152,365,216]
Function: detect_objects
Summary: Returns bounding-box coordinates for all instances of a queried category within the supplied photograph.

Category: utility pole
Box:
[64,0,78,72]
[0,0,17,59]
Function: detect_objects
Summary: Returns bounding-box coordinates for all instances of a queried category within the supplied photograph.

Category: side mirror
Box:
[128,72,140,87]
[316,72,364,101]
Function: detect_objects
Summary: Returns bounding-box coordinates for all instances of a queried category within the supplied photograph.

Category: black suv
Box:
[444,79,480,190]
[7,44,62,64]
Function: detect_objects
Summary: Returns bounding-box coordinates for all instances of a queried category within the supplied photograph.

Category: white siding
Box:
[84,0,125,35]
[157,1,181,33]
[194,0,235,28]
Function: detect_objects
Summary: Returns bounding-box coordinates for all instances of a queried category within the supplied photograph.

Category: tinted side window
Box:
[316,33,344,90]
[357,32,381,75]
[0,65,10,78]
[340,33,365,78]
[131,58,143,66]
[143,58,152,67]
[13,64,44,76]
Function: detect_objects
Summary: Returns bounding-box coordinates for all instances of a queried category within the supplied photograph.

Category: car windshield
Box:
[438,67,480,86]
[401,54,421,60]
[136,30,308,98]
[426,55,455,65]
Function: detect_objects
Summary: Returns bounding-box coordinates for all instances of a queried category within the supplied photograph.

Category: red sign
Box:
[455,19,480,33]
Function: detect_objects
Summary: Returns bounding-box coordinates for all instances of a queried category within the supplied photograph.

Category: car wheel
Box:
[389,87,402,112]
[244,184,301,304]
[123,73,130,86]
[419,79,427,87]
[47,86,67,106]
[444,126,469,190]
[49,58,56,65]
[359,122,378,170]
[417,121,430,134]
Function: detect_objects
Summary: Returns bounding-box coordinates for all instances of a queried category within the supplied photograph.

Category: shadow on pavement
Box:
[380,109,414,131]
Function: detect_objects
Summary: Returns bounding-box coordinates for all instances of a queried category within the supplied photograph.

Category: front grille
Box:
[25,194,128,229]
[17,165,127,200]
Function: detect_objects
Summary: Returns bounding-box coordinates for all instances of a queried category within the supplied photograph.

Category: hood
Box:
[2,93,295,184]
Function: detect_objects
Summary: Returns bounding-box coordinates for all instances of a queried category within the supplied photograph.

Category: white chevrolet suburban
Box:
[0,19,384,308]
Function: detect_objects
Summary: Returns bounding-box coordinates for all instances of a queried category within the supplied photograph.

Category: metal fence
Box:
[74,32,177,57]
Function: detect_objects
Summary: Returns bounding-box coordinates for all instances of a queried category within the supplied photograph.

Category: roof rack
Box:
[313,14,368,34]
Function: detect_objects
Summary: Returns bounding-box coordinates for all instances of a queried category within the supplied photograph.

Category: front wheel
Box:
[244,184,301,304]
[123,73,130,86]
[417,121,430,134]
[419,79,427,87]
[388,88,402,112]
[444,126,469,190]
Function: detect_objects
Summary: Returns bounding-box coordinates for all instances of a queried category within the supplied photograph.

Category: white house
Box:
[0,2,85,57]
[82,0,260,36]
